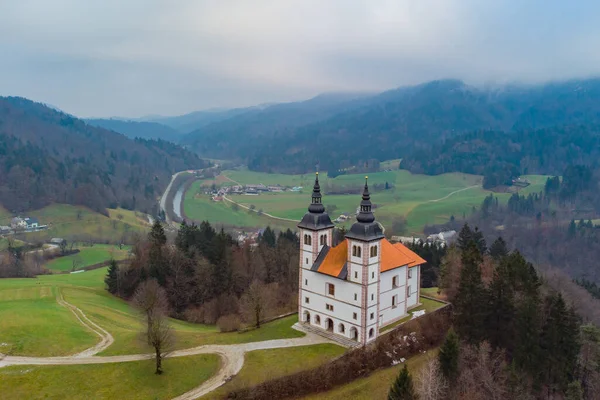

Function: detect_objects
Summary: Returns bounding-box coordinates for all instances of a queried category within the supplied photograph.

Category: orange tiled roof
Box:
[315,239,348,278]
[313,238,426,278]
[392,241,427,267]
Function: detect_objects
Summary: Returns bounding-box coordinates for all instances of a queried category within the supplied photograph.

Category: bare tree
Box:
[133,279,174,374]
[241,280,268,328]
[71,254,83,271]
[416,357,448,400]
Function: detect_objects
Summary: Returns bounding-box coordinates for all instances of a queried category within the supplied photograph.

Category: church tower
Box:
[345,177,385,343]
[297,172,334,321]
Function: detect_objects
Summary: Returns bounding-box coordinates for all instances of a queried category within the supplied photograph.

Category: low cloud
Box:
[1,0,599,117]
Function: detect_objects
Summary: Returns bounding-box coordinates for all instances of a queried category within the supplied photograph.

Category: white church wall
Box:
[406,265,420,308]
[301,270,362,324]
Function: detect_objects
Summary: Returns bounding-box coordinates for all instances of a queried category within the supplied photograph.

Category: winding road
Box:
[0,292,330,399]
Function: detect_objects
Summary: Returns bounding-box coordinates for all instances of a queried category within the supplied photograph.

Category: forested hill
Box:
[0,97,208,214]
[176,78,600,174]
[401,125,600,188]
[85,119,182,142]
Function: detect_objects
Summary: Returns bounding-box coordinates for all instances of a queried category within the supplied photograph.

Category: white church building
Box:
[298,173,425,345]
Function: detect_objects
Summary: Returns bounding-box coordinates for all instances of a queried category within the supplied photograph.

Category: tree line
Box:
[105,220,300,331]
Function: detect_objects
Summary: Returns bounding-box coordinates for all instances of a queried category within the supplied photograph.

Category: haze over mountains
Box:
[87,77,600,176]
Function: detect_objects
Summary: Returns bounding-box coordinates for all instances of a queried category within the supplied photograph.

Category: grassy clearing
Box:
[183,181,296,231]
[0,354,220,400]
[186,169,551,234]
[8,204,149,243]
[204,344,346,399]
[381,296,447,332]
[301,349,437,400]
[0,268,303,356]
[0,286,97,356]
[45,244,131,272]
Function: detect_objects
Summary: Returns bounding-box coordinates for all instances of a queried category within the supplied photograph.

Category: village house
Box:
[24,217,40,229]
[11,217,26,230]
[298,173,425,345]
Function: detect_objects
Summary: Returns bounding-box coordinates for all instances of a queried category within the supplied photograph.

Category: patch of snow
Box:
[70,270,85,274]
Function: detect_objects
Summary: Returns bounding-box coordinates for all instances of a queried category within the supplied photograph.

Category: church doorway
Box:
[304,311,311,324]
[314,315,321,326]
[350,327,358,341]
[326,318,334,332]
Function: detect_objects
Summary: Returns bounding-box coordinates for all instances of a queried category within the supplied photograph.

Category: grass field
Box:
[204,344,346,399]
[185,169,552,233]
[301,349,436,400]
[2,204,150,244]
[0,354,220,400]
[45,244,131,272]
[0,268,303,357]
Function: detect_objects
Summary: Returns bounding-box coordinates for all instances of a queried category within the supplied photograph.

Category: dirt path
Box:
[223,195,299,223]
[424,185,479,203]
[56,290,114,357]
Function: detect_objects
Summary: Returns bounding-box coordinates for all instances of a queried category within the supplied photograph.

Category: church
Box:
[298,173,425,345]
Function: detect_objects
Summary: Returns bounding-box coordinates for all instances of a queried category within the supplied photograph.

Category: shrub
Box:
[217,314,241,332]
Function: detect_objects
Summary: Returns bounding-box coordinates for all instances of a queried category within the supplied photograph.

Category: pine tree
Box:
[260,226,277,247]
[565,381,583,400]
[489,237,508,261]
[388,364,417,400]
[457,223,473,251]
[454,241,486,344]
[486,258,515,350]
[149,220,167,246]
[513,284,541,379]
[148,220,169,285]
[105,259,119,294]
[438,328,460,382]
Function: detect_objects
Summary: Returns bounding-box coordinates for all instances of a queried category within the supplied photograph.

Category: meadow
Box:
[185,168,550,233]
[0,268,303,357]
[0,354,220,400]
[204,344,346,399]
[1,204,150,244]
[44,244,131,272]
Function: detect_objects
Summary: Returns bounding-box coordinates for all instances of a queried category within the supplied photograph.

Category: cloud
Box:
[0,0,599,117]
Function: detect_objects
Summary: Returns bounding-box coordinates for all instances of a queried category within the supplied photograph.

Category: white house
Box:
[11,217,26,230]
[298,173,425,345]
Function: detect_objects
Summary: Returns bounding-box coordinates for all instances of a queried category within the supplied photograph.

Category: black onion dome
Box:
[298,172,334,231]
[346,177,384,242]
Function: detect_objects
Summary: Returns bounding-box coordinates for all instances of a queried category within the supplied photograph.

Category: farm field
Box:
[0,268,303,357]
[1,204,150,244]
[204,343,346,399]
[301,349,437,400]
[185,168,549,233]
[44,244,131,272]
[0,354,220,400]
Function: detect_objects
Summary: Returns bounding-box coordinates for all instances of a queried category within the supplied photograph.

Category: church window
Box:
[306,258,309,265]
[305,297,309,304]
[327,283,335,296]
[369,328,375,338]
[354,271,358,279]
[392,295,398,308]
[352,245,357,257]
[370,312,374,320]
[354,293,357,301]
[353,312,357,320]
[326,304,334,311]
[305,279,308,286]
[319,234,327,246]
[370,246,378,257]
[357,246,361,257]
[371,272,375,279]
[371,294,374,301]
[407,285,412,297]
[392,276,399,288]
[408,268,413,279]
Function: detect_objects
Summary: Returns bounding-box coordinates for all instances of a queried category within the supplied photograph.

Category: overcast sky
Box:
[1,0,599,118]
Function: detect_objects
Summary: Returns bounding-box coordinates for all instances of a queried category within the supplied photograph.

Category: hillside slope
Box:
[85,119,182,142]
[175,78,600,173]
[0,97,208,214]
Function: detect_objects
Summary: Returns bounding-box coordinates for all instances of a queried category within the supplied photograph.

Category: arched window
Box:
[339,323,346,334]
[308,235,312,245]
[356,246,362,258]
[320,234,327,246]
[314,315,321,325]
[370,246,378,257]
[304,234,312,245]
[369,328,375,338]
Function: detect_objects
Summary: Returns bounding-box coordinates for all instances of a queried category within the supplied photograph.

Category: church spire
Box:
[308,172,324,213]
[356,176,375,223]
[298,172,334,230]
[346,176,384,241]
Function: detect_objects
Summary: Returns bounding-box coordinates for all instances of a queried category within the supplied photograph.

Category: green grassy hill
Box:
[184,169,549,233]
